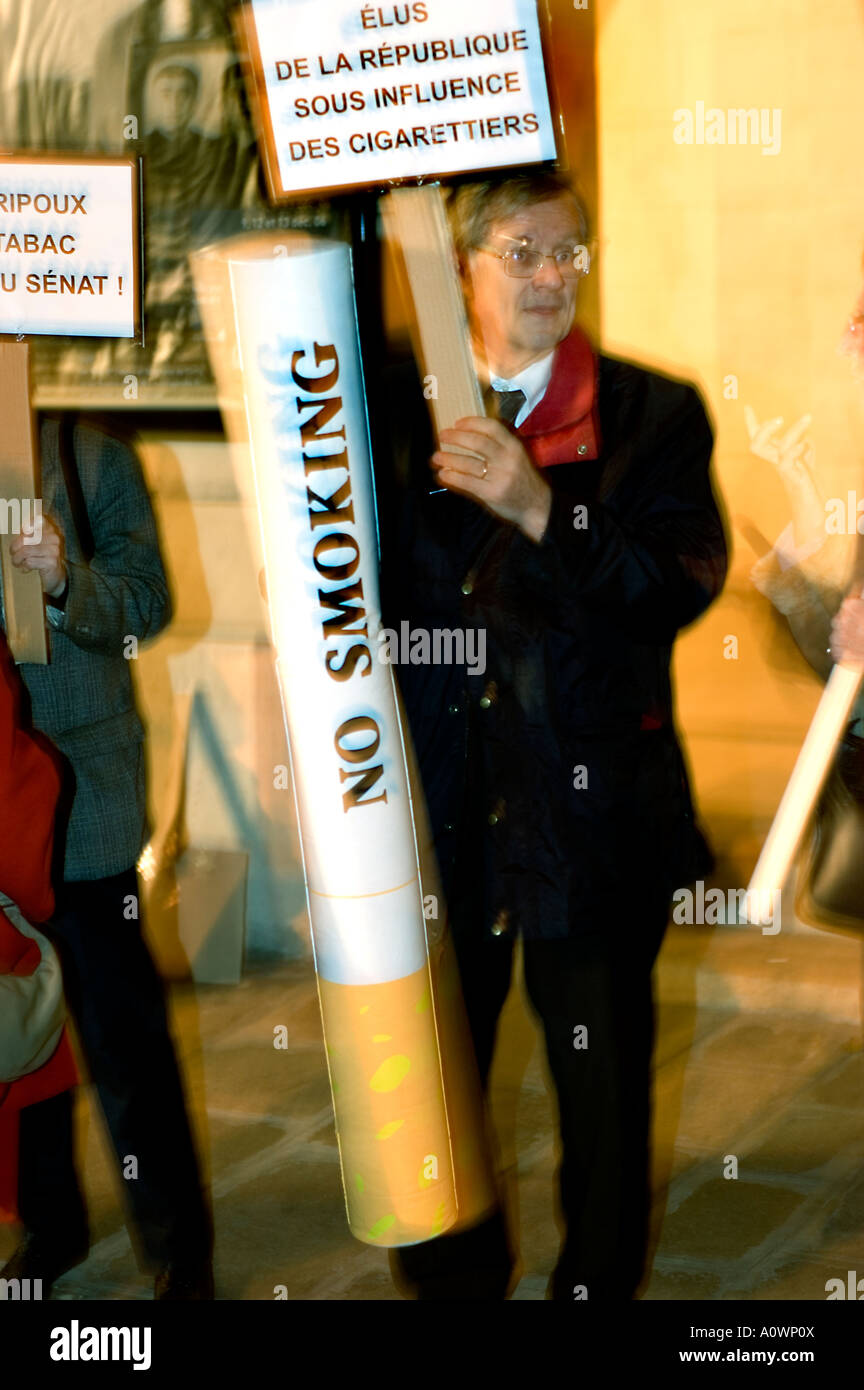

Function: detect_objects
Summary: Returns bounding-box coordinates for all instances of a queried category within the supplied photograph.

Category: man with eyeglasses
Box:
[376,171,727,1302]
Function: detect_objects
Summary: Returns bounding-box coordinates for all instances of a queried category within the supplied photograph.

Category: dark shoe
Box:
[389,1207,516,1300]
[0,1231,89,1298]
[154,1261,214,1301]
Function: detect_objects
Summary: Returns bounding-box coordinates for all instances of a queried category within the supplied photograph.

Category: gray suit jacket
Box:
[0,419,171,882]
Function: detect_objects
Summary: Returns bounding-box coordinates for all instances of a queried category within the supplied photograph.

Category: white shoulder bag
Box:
[0,893,66,1084]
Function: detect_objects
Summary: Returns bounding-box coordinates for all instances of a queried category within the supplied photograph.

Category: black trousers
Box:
[390,904,669,1301]
[17,868,212,1272]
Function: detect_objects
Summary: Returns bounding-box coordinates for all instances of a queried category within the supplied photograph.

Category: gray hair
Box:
[445,172,589,264]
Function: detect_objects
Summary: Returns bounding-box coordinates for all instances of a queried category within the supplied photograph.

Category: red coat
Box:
[0,632,77,1223]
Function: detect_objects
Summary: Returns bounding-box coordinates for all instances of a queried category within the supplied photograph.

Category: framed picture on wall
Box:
[0,0,342,409]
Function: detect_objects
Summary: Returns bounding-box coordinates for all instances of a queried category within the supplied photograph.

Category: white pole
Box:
[745,661,863,923]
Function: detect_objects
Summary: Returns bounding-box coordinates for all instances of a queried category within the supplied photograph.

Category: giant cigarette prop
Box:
[192,233,496,1246]
[746,661,864,922]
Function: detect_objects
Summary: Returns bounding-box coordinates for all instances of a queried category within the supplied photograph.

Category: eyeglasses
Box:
[476,239,591,280]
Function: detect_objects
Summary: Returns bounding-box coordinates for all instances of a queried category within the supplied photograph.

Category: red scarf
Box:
[517,325,601,467]
[0,634,77,1223]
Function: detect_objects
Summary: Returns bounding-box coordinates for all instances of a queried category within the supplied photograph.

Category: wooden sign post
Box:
[380,185,484,442]
[0,342,47,663]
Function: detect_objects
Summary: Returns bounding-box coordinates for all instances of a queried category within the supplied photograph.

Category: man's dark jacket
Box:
[375,328,728,944]
[1,420,171,882]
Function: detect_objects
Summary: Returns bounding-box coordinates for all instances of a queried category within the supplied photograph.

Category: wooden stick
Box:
[0,343,47,664]
[745,660,864,920]
[381,185,484,456]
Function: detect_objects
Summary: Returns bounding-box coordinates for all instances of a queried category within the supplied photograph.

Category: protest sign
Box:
[0,155,138,660]
[238,0,557,198]
[0,155,139,338]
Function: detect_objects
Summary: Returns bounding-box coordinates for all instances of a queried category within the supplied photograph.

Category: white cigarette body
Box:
[191,232,469,1246]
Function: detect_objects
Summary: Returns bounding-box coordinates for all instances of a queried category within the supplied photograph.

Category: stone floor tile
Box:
[800,1053,864,1109]
[489,1084,557,1173]
[817,1171,864,1247]
[721,1252,854,1301]
[511,1273,549,1300]
[792,1228,864,1273]
[689,1017,860,1075]
[504,1170,561,1281]
[656,1180,806,1262]
[308,1117,339,1148]
[337,1263,401,1301]
[643,1267,723,1300]
[652,1002,732,1070]
[740,1108,864,1176]
[200,1042,331,1120]
[206,1115,287,1169]
[651,1138,703,1191]
[662,1058,812,1152]
[212,1163,356,1299]
[200,981,325,1052]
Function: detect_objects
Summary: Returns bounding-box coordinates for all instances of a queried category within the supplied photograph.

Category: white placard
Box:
[246,0,556,196]
[0,158,138,338]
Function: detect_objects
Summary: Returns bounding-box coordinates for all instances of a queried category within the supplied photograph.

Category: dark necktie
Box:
[483,385,527,425]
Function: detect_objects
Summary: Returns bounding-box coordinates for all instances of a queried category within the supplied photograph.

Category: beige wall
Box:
[133,431,310,961]
[597,0,864,880]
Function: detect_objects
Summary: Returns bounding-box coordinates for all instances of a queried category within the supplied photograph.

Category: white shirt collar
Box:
[481,350,555,427]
